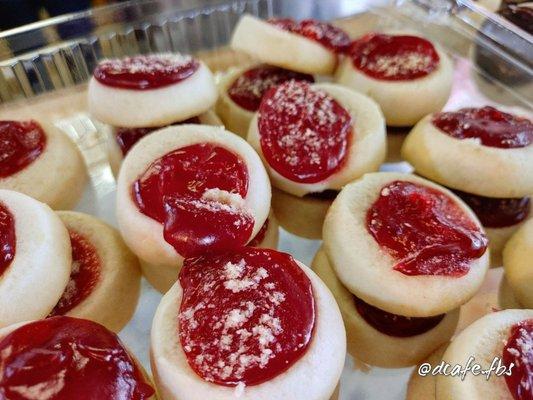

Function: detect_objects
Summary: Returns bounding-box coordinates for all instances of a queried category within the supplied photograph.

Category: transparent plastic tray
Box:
[0,0,531,399]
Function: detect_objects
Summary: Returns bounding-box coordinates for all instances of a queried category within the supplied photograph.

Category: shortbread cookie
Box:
[151,247,345,400]
[116,125,270,292]
[402,106,533,197]
[0,190,71,327]
[231,15,350,75]
[0,119,87,209]
[88,54,218,127]
[437,309,533,400]
[336,32,453,126]
[406,344,448,400]
[0,316,156,399]
[323,172,490,317]
[50,211,142,332]
[498,277,523,310]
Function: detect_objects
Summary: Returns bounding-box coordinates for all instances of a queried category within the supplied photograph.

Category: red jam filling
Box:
[0,202,15,278]
[247,218,269,247]
[49,231,101,317]
[353,295,445,337]
[349,33,440,81]
[503,319,533,400]
[432,106,533,149]
[258,81,352,184]
[0,120,46,178]
[366,181,488,276]
[227,65,314,112]
[93,54,200,90]
[0,316,154,400]
[115,116,201,156]
[178,248,315,386]
[133,143,253,257]
[268,18,350,53]
[453,189,531,228]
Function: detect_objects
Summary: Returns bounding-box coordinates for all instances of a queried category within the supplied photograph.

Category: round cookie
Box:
[231,15,350,75]
[437,309,533,400]
[503,218,533,308]
[406,344,448,400]
[402,106,533,198]
[88,53,218,128]
[116,124,271,293]
[247,210,279,249]
[151,247,345,400]
[0,119,87,210]
[336,32,453,127]
[0,316,156,399]
[323,172,490,317]
[312,248,459,368]
[498,277,523,310]
[50,211,142,332]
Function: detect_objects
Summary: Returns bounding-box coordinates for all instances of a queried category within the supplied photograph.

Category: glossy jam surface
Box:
[247,218,269,247]
[0,202,15,278]
[94,54,199,90]
[0,316,155,400]
[503,319,533,400]
[133,143,253,257]
[367,181,488,276]
[0,120,46,178]
[228,65,314,112]
[49,231,101,317]
[258,81,352,183]
[178,248,315,386]
[353,295,445,337]
[115,116,201,156]
[432,106,533,149]
[268,18,350,53]
[453,189,531,228]
[349,33,440,80]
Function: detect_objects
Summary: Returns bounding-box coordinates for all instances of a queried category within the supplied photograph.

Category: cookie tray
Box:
[0,0,531,399]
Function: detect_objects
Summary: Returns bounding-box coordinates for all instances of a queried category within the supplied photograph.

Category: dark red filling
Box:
[247,218,269,247]
[432,106,533,149]
[503,319,533,400]
[258,81,352,184]
[115,116,201,156]
[133,143,253,257]
[0,202,15,278]
[94,54,199,90]
[0,316,154,399]
[353,295,445,337]
[268,18,350,53]
[49,230,101,317]
[0,120,46,178]
[227,65,314,112]
[453,189,530,228]
[366,181,488,276]
[178,248,315,386]
[348,33,440,81]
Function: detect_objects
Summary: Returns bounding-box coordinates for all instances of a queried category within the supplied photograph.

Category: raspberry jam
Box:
[0,120,46,178]
[353,295,445,337]
[0,316,154,400]
[453,189,531,228]
[503,319,533,400]
[366,181,488,276]
[133,143,253,257]
[268,18,350,53]
[115,116,201,156]
[49,231,101,317]
[0,202,15,277]
[432,106,533,148]
[93,54,199,90]
[247,218,269,247]
[258,81,352,184]
[228,65,314,112]
[178,248,315,386]
[348,33,440,81]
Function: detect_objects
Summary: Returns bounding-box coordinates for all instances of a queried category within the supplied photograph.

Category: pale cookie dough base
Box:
[272,187,333,240]
[0,121,87,210]
[487,209,532,267]
[312,248,459,368]
[498,277,523,310]
[151,261,346,400]
[57,211,142,332]
[406,344,448,400]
